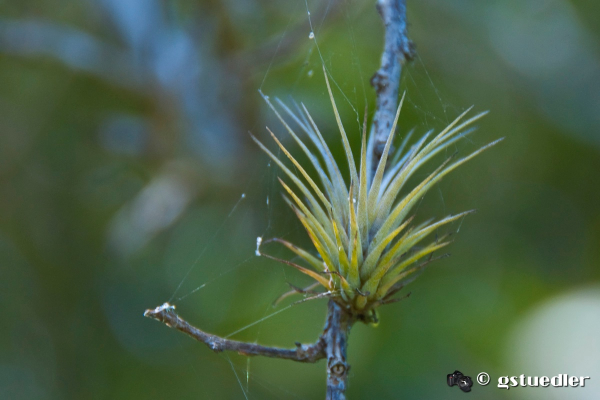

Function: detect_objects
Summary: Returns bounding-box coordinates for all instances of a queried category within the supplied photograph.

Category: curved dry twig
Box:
[144,303,326,363]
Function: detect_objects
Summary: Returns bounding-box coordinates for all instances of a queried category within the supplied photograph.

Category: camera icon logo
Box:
[447,370,473,392]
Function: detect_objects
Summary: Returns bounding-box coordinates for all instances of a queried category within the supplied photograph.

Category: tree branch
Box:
[324,300,353,400]
[144,303,326,363]
[367,0,415,182]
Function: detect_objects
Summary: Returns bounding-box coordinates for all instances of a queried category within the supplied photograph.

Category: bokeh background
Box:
[1,0,599,399]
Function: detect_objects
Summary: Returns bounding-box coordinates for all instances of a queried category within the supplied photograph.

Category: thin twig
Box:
[144,303,326,363]
[367,0,415,182]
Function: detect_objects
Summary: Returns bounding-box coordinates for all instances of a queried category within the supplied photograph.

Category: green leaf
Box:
[323,66,359,187]
[360,215,414,280]
[357,128,369,248]
[260,252,331,288]
[376,241,452,297]
[267,127,331,212]
[367,92,405,224]
[250,133,331,231]
[267,238,325,272]
[279,178,339,265]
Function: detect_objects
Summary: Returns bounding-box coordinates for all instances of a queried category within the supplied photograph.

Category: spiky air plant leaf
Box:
[252,68,503,322]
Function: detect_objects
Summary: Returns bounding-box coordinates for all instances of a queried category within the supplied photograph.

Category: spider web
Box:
[159,1,478,398]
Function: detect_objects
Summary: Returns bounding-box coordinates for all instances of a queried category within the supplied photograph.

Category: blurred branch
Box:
[0,19,142,91]
[144,303,327,363]
[0,6,241,171]
[367,0,415,181]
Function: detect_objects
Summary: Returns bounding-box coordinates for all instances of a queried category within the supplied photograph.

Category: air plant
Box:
[252,67,503,322]
[144,3,503,398]
[145,66,502,400]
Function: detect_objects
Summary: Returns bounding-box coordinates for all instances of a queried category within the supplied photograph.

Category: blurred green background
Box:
[1,0,599,399]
